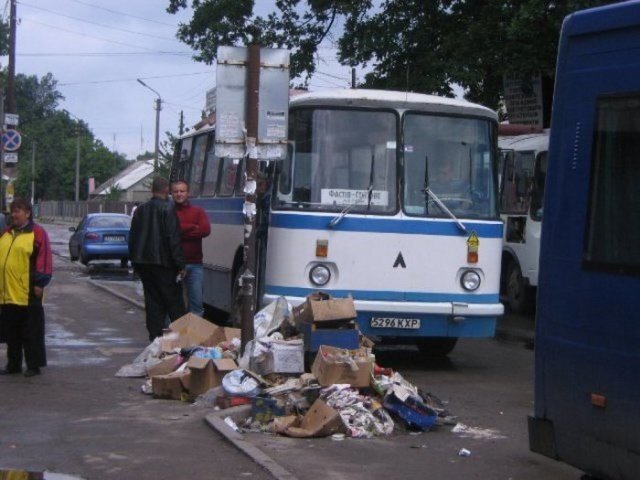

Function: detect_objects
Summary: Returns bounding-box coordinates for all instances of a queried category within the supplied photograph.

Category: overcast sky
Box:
[6,0,360,160]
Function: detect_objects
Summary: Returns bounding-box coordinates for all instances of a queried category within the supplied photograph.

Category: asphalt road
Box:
[0,227,272,480]
[0,222,583,480]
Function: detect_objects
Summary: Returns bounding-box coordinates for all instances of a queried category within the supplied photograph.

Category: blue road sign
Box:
[2,129,22,152]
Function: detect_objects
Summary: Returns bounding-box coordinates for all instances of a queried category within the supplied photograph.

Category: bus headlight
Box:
[309,264,331,286]
[460,270,481,291]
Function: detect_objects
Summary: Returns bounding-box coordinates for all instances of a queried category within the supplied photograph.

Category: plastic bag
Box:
[221,369,260,397]
[253,296,291,339]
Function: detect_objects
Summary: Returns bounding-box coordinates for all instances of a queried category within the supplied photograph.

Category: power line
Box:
[58,71,212,86]
[19,1,179,42]
[20,51,191,57]
[66,0,176,27]
[21,16,173,52]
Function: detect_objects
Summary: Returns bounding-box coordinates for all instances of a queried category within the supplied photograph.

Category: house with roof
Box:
[91,159,154,202]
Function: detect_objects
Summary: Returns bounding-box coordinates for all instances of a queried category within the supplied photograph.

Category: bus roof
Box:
[290,88,497,120]
[498,131,549,152]
[563,0,640,37]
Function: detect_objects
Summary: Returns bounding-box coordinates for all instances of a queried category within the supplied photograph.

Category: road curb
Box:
[87,279,145,310]
[205,406,299,480]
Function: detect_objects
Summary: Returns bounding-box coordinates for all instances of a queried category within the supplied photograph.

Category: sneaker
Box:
[23,368,41,377]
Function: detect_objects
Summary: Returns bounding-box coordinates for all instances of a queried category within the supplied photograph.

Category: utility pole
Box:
[154,97,161,170]
[136,79,162,171]
[31,142,36,204]
[7,0,16,113]
[75,129,80,201]
[179,110,184,136]
[240,45,261,352]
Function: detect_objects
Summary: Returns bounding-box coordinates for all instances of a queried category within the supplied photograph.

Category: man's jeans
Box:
[184,264,204,317]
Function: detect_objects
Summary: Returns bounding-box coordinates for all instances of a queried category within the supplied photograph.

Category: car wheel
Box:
[80,250,90,266]
[120,258,129,268]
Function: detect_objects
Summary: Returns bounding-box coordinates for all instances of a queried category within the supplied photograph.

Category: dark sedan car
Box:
[69,213,132,267]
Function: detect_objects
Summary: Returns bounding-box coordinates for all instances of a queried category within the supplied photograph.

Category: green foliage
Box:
[167,0,370,83]
[167,0,617,110]
[6,73,128,201]
[104,184,124,201]
[0,19,9,57]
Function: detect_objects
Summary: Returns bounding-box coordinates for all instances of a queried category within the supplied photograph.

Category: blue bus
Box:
[528,2,640,478]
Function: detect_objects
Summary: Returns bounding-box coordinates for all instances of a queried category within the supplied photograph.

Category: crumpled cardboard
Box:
[311,345,373,387]
[277,399,346,438]
[160,313,241,352]
[292,292,357,327]
[187,357,237,399]
[151,368,190,400]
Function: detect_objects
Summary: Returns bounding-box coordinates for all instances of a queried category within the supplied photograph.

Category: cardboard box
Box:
[311,345,372,388]
[258,339,304,375]
[151,369,190,400]
[299,323,359,353]
[282,399,345,438]
[293,292,357,327]
[187,357,237,399]
[146,354,184,377]
[160,313,241,352]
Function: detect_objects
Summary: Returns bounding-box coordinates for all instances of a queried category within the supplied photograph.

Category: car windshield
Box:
[88,216,131,229]
[403,113,497,219]
[274,107,398,213]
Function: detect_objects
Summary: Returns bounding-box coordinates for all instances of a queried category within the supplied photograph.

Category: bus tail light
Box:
[316,239,328,257]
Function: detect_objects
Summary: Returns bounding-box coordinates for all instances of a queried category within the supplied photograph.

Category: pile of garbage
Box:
[116,293,454,439]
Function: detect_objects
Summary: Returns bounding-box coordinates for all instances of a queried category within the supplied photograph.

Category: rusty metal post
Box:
[241,44,261,353]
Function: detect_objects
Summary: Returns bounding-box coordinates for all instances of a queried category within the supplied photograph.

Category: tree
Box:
[167,0,617,115]
[4,73,128,201]
[167,0,369,83]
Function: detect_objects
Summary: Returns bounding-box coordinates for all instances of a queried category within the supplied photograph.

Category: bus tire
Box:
[506,261,534,314]
[416,337,458,357]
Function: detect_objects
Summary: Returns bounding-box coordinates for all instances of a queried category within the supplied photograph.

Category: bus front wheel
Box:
[506,261,534,314]
[416,337,458,357]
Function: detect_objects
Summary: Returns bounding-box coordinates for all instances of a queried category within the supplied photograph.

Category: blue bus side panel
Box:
[531,3,640,478]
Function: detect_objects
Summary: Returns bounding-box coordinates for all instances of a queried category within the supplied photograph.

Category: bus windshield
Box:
[403,114,497,219]
[275,107,398,213]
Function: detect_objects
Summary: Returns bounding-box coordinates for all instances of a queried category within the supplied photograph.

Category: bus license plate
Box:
[370,317,421,329]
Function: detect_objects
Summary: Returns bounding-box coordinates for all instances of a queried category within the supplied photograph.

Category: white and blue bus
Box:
[172,89,503,356]
[529,2,640,478]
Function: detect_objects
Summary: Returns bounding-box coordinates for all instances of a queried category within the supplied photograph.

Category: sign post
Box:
[215,46,290,351]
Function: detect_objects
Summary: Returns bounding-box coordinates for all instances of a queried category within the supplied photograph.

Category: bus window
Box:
[276,108,397,212]
[500,151,534,214]
[403,114,496,218]
[235,159,246,197]
[584,95,640,271]
[201,150,221,196]
[530,151,547,221]
[173,137,193,182]
[218,158,240,197]
[188,135,207,196]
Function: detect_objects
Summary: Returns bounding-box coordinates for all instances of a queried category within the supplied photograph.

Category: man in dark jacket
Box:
[129,176,186,341]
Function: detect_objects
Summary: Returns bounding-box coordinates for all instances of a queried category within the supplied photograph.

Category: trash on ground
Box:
[117,294,465,441]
